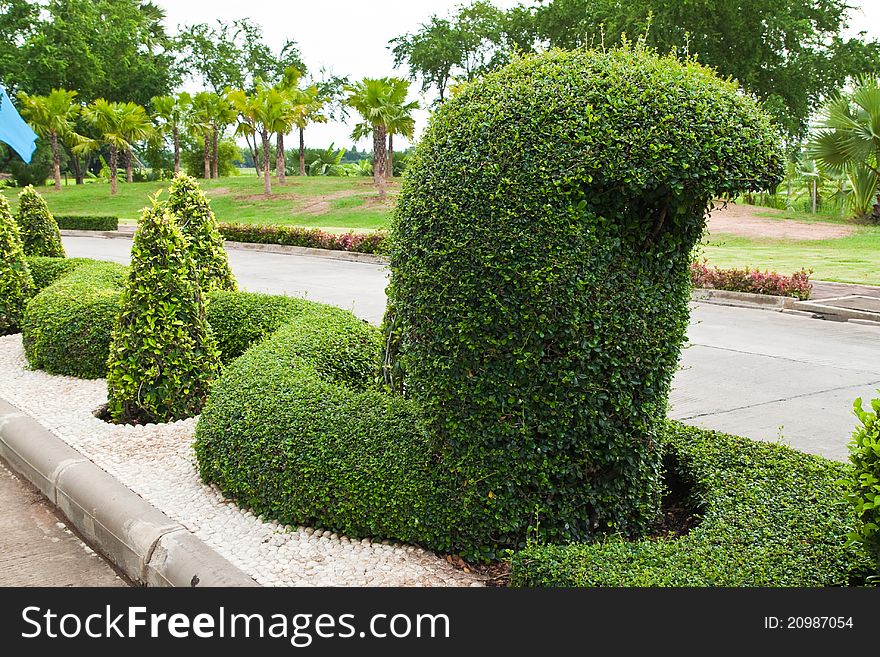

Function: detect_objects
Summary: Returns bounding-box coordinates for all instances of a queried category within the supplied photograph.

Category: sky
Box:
[156,0,880,152]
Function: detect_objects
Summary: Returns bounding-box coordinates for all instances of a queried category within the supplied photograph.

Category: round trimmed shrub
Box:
[16,186,65,258]
[385,47,784,550]
[22,259,126,378]
[25,256,83,292]
[106,203,219,424]
[167,173,236,293]
[0,194,33,335]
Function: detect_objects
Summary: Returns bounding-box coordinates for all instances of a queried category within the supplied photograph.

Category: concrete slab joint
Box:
[0,396,258,587]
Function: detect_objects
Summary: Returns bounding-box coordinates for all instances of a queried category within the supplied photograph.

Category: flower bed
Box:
[218,223,388,255]
[691,261,812,300]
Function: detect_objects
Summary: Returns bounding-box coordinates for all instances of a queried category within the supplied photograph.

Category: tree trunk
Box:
[276,132,286,184]
[125,149,133,183]
[299,128,306,176]
[387,132,394,180]
[109,145,118,195]
[262,131,272,197]
[50,132,61,190]
[172,124,180,174]
[373,124,387,198]
[212,127,219,179]
[203,133,211,179]
[70,151,83,185]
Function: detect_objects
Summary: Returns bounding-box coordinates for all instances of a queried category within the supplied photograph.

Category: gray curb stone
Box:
[0,397,258,587]
[60,228,388,265]
[691,288,794,310]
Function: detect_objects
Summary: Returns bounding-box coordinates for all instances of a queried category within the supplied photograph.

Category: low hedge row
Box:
[20,257,321,378]
[218,223,388,255]
[194,307,457,548]
[508,421,872,586]
[54,215,119,232]
[691,261,812,300]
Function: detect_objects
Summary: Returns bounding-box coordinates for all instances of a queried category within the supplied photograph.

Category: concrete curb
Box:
[60,229,388,265]
[792,297,880,324]
[691,288,795,310]
[0,397,258,587]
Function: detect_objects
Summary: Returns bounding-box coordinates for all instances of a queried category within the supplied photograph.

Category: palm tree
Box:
[17,89,83,191]
[229,83,288,196]
[345,78,401,196]
[290,85,328,177]
[189,92,216,179]
[82,99,133,195]
[118,102,154,183]
[209,94,237,179]
[150,92,191,175]
[384,80,419,179]
[807,77,880,220]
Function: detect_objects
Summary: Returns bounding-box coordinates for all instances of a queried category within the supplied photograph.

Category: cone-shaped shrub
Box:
[166,173,236,293]
[0,195,34,334]
[106,201,220,424]
[16,186,65,257]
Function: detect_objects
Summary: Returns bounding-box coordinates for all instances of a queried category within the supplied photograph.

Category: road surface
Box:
[62,234,880,461]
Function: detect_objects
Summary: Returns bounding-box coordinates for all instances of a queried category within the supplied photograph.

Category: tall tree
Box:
[150,92,191,175]
[289,85,328,177]
[229,84,288,196]
[189,92,216,180]
[17,89,83,191]
[383,80,419,179]
[14,0,177,106]
[117,102,153,183]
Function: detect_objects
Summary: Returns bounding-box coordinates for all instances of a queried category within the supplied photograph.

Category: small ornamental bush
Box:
[106,202,219,424]
[508,422,872,586]
[691,261,812,300]
[842,396,880,571]
[385,46,784,552]
[53,215,118,231]
[16,186,65,258]
[219,223,388,255]
[0,194,33,334]
[167,174,237,293]
[22,259,126,378]
[25,256,82,292]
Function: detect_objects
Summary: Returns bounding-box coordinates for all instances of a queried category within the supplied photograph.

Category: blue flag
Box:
[0,84,38,163]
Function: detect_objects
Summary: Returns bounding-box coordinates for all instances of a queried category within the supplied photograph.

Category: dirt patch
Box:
[706,203,855,241]
[208,187,231,196]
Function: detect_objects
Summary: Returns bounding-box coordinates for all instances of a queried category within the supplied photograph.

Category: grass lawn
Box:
[1,174,393,233]
[701,207,880,286]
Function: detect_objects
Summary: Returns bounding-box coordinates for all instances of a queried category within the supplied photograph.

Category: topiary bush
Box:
[842,395,880,573]
[508,422,872,586]
[166,173,237,293]
[22,259,127,378]
[106,202,220,424]
[53,215,119,231]
[0,194,33,335]
[25,256,83,292]
[384,46,784,551]
[16,186,65,258]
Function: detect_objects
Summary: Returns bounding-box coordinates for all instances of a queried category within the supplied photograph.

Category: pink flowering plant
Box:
[690,260,812,300]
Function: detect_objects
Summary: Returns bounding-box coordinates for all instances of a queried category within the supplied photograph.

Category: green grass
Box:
[702,206,880,285]
[1,174,393,233]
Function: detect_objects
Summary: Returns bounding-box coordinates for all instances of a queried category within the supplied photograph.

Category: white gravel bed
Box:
[0,334,483,587]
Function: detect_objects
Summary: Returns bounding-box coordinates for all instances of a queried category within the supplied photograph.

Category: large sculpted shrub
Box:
[0,195,33,335]
[16,186,65,258]
[385,46,784,550]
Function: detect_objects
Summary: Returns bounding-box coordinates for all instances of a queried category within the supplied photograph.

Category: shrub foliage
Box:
[691,261,812,300]
[219,223,388,255]
[0,194,33,335]
[53,215,119,231]
[106,202,219,424]
[16,186,65,258]
[167,174,237,293]
[385,46,784,550]
[508,422,872,586]
[843,396,880,571]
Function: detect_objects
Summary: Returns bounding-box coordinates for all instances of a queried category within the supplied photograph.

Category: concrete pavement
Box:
[0,458,127,586]
[62,234,880,461]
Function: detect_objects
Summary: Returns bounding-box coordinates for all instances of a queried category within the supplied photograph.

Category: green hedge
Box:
[508,422,872,586]
[54,215,119,231]
[21,259,127,378]
[0,194,33,335]
[194,308,457,548]
[219,223,388,255]
[25,256,82,292]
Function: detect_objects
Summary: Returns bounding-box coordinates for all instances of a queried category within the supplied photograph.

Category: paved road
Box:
[0,458,127,586]
[63,234,880,462]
